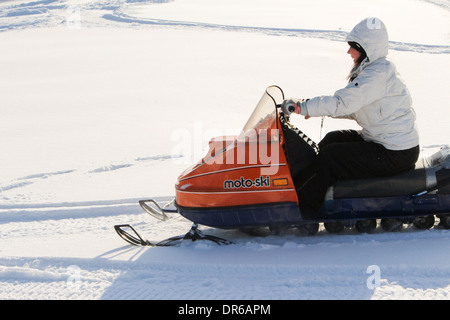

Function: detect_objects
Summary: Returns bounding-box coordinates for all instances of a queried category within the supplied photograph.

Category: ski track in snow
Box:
[423,0,450,10]
[1,0,450,300]
[0,154,176,202]
[0,0,449,54]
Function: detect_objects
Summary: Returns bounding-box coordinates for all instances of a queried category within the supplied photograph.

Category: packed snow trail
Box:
[2,211,450,299]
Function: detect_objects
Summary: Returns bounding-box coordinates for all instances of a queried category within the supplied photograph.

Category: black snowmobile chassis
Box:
[114,182,450,247]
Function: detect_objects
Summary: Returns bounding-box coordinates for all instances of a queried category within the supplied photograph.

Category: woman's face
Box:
[347,46,361,63]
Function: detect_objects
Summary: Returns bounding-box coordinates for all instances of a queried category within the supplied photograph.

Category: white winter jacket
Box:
[303,18,419,150]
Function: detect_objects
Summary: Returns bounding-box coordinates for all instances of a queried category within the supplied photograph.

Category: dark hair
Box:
[347,41,367,82]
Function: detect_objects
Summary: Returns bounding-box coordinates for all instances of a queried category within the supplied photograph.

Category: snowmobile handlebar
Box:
[276,103,295,114]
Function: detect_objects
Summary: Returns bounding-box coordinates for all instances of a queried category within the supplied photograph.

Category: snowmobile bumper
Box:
[138,198,177,221]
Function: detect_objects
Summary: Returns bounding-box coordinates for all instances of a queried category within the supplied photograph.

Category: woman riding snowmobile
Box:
[282,17,420,217]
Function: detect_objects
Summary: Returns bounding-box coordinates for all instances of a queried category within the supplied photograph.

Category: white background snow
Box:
[0,0,449,300]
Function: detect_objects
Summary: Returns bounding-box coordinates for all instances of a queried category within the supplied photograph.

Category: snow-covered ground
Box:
[0,0,449,300]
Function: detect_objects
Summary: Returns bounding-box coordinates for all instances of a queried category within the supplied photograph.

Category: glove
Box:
[281,98,304,116]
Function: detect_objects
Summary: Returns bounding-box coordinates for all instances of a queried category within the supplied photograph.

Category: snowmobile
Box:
[115,86,450,246]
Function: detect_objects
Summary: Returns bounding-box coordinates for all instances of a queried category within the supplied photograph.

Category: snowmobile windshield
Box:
[238,86,284,142]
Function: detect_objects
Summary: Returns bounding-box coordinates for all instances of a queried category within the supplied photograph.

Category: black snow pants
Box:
[293,130,420,217]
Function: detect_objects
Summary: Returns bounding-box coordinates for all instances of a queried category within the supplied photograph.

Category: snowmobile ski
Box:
[114,223,232,247]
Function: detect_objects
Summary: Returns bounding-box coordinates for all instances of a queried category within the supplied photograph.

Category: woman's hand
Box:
[281,99,302,115]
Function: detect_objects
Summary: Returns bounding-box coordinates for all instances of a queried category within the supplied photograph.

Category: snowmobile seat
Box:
[333,146,450,198]
[332,158,427,199]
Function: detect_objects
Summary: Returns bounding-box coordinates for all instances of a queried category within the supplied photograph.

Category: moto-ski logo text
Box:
[224,176,270,189]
